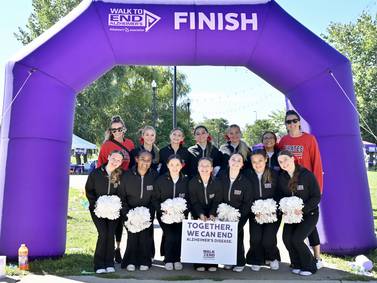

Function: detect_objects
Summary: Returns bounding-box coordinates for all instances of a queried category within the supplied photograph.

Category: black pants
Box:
[121,226,153,267]
[91,212,118,271]
[159,222,182,263]
[308,226,320,247]
[236,217,248,267]
[115,216,123,243]
[283,212,318,273]
[246,216,281,265]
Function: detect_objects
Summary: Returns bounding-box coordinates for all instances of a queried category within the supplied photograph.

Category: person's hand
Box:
[209,215,216,221]
[199,214,207,221]
[294,209,303,216]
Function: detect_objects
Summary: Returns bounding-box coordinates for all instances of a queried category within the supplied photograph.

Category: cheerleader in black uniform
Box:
[188,125,222,177]
[244,149,281,271]
[85,150,125,274]
[160,128,191,177]
[217,153,252,272]
[277,150,321,276]
[119,150,158,271]
[154,154,189,271]
[188,157,222,272]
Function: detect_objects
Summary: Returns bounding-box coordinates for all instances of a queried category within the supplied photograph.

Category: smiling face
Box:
[110,122,124,140]
[278,154,295,174]
[198,159,213,178]
[285,114,301,135]
[170,129,184,145]
[228,153,244,170]
[251,154,267,174]
[107,152,123,171]
[136,151,152,174]
[227,126,241,144]
[143,128,156,146]
[194,127,209,145]
[167,158,183,177]
[262,132,276,150]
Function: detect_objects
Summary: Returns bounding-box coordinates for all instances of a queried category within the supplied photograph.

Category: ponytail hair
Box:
[104,115,126,142]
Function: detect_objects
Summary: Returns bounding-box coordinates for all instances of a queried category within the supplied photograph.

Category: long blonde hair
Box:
[139,126,160,164]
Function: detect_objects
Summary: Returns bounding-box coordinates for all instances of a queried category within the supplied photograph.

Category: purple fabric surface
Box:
[0,0,375,258]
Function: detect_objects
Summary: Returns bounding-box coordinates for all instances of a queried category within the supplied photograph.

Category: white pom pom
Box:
[216,203,240,222]
[160,197,187,224]
[94,195,122,220]
[251,198,278,224]
[279,196,304,224]
[125,206,152,233]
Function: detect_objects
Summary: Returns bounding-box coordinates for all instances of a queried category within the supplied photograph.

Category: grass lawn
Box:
[6,171,377,279]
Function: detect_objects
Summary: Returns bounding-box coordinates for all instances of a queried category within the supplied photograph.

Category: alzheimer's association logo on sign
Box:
[108,8,161,32]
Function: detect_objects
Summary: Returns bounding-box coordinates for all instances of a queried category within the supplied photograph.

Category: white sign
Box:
[181,220,237,265]
[174,12,258,31]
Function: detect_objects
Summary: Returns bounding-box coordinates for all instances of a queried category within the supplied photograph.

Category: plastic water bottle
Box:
[18,244,29,271]
[355,255,373,271]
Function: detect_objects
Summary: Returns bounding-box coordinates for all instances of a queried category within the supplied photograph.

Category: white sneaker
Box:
[251,265,261,271]
[126,264,136,272]
[96,268,107,274]
[233,266,244,272]
[174,262,183,270]
[165,262,174,271]
[106,267,115,273]
[139,265,149,271]
[223,265,232,270]
[291,268,301,274]
[316,258,324,269]
[270,260,280,270]
[208,267,217,272]
[196,266,205,272]
[299,270,313,276]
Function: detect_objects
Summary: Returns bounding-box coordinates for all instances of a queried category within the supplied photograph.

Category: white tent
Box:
[72,134,96,150]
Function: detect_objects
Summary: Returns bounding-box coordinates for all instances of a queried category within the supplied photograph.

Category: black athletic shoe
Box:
[115,248,122,263]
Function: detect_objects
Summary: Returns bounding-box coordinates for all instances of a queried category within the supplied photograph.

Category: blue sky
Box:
[1,0,376,128]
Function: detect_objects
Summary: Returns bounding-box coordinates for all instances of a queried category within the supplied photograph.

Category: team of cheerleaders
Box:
[85,110,323,276]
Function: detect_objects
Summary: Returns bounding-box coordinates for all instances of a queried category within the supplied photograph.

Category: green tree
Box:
[323,12,377,142]
[15,0,193,146]
[244,119,280,146]
[200,118,229,147]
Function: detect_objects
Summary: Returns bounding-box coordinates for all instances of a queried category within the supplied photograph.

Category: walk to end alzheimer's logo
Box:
[108,8,161,32]
[203,249,215,260]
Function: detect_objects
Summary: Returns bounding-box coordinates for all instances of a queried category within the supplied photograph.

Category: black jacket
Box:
[153,173,189,215]
[243,169,279,201]
[278,166,321,215]
[188,144,222,176]
[118,168,158,218]
[159,144,191,177]
[217,170,253,220]
[130,145,160,172]
[265,148,281,172]
[85,165,124,212]
[188,175,222,219]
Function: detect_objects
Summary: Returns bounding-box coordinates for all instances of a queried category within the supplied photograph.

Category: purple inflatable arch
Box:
[1,0,376,258]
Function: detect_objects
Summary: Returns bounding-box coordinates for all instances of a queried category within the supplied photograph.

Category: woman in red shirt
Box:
[97,115,135,263]
[97,115,135,171]
[278,110,323,269]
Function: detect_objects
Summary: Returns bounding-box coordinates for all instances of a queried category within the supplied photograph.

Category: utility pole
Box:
[152,80,157,128]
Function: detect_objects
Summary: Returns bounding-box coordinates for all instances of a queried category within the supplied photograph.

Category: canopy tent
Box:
[72,134,97,150]
[363,140,377,153]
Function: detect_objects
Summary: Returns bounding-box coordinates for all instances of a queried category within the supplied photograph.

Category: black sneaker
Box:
[115,248,122,263]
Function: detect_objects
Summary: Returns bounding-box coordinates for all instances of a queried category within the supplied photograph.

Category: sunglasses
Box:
[285,119,299,125]
[110,127,124,133]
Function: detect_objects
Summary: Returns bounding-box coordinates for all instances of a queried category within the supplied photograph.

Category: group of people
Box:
[85,110,324,276]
